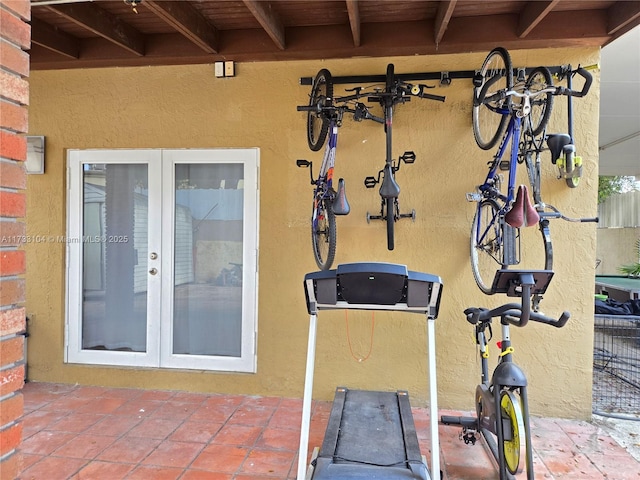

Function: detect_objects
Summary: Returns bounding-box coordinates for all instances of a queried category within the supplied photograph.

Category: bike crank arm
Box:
[399,209,416,221]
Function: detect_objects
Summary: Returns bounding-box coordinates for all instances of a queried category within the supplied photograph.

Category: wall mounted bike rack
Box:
[299,65,576,87]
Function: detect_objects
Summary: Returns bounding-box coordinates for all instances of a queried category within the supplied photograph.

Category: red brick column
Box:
[0,1,30,478]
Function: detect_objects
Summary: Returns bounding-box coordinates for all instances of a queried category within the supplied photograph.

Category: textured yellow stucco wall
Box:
[25,47,600,419]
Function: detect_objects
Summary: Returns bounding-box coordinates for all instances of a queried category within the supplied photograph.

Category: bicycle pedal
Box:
[400,151,416,164]
[466,192,482,202]
[499,160,510,171]
[461,430,477,445]
[364,176,377,188]
[296,159,310,168]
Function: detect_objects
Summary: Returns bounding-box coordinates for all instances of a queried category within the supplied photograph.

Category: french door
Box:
[66,149,259,372]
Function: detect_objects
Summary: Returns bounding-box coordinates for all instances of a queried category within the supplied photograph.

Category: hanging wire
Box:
[345,310,375,362]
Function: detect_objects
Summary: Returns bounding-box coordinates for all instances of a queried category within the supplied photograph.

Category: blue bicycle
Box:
[469,47,596,302]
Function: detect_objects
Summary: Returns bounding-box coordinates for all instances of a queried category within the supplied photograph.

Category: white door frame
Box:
[65,148,259,372]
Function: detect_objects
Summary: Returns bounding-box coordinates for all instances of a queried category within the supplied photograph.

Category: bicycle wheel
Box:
[470,199,503,294]
[500,390,526,475]
[311,198,336,270]
[473,47,513,150]
[386,197,395,250]
[563,152,582,188]
[525,66,553,136]
[516,219,552,271]
[386,63,395,93]
[307,69,333,151]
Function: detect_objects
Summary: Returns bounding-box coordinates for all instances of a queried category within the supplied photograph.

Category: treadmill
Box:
[297,262,443,479]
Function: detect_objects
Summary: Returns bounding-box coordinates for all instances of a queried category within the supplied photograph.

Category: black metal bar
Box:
[300,66,570,86]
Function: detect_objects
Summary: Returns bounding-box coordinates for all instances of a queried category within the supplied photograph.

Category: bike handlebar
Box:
[464,275,570,329]
[367,84,446,105]
[554,66,593,98]
[477,65,593,106]
[296,102,384,123]
[464,304,570,329]
[538,204,598,223]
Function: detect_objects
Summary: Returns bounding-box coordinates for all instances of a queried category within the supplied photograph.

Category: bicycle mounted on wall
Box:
[297,64,445,268]
[363,63,445,251]
[297,68,383,270]
[297,51,597,271]
[469,47,598,308]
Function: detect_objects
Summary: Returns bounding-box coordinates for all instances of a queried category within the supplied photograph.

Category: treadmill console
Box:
[303,262,443,317]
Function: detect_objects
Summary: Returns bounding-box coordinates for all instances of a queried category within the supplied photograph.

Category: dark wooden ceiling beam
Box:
[30,16,79,59]
[345,0,361,47]
[144,1,218,54]
[517,0,560,38]
[30,12,611,71]
[44,3,145,56]
[434,0,456,46]
[607,0,640,35]
[242,0,285,50]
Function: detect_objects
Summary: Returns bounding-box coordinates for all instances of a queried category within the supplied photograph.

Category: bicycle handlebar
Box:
[464,303,570,329]
[477,65,593,106]
[554,66,593,98]
[296,102,384,124]
[366,84,446,105]
[538,204,598,223]
[464,275,569,328]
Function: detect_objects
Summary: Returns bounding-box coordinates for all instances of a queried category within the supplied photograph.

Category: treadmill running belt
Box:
[311,388,428,479]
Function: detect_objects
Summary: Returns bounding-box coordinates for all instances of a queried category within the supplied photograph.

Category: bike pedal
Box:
[499,160,510,171]
[296,159,310,168]
[364,176,377,188]
[400,151,416,164]
[461,431,477,445]
[466,192,482,202]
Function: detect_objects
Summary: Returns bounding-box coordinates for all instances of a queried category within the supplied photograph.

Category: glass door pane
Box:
[81,163,148,352]
[67,149,162,367]
[172,163,244,357]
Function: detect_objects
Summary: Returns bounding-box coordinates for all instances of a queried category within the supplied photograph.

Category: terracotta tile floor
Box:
[19,382,639,479]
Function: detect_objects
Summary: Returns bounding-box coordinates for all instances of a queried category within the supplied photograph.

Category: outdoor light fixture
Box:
[123,0,142,13]
[26,136,45,174]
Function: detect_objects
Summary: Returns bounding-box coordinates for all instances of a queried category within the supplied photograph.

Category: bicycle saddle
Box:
[505,185,539,228]
[546,134,573,165]
[332,178,350,215]
[379,165,401,198]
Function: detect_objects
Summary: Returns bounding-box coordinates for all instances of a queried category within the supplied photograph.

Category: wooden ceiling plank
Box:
[345,0,361,47]
[30,12,611,71]
[242,0,285,50]
[517,0,560,38]
[144,1,218,54]
[44,3,145,56]
[607,0,640,35]
[434,0,457,46]
[30,16,79,59]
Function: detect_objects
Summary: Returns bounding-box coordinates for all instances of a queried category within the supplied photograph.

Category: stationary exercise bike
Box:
[441,270,570,479]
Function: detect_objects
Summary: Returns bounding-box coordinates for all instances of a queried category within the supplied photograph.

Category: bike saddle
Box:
[332,178,350,215]
[379,165,401,198]
[546,134,573,165]
[505,184,539,228]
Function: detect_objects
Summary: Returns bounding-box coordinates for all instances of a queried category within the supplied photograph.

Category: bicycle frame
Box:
[474,318,533,480]
[365,64,443,250]
[312,121,338,224]
[441,270,570,480]
[471,112,527,270]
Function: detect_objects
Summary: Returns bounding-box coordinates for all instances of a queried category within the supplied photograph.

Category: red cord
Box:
[345,310,375,362]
